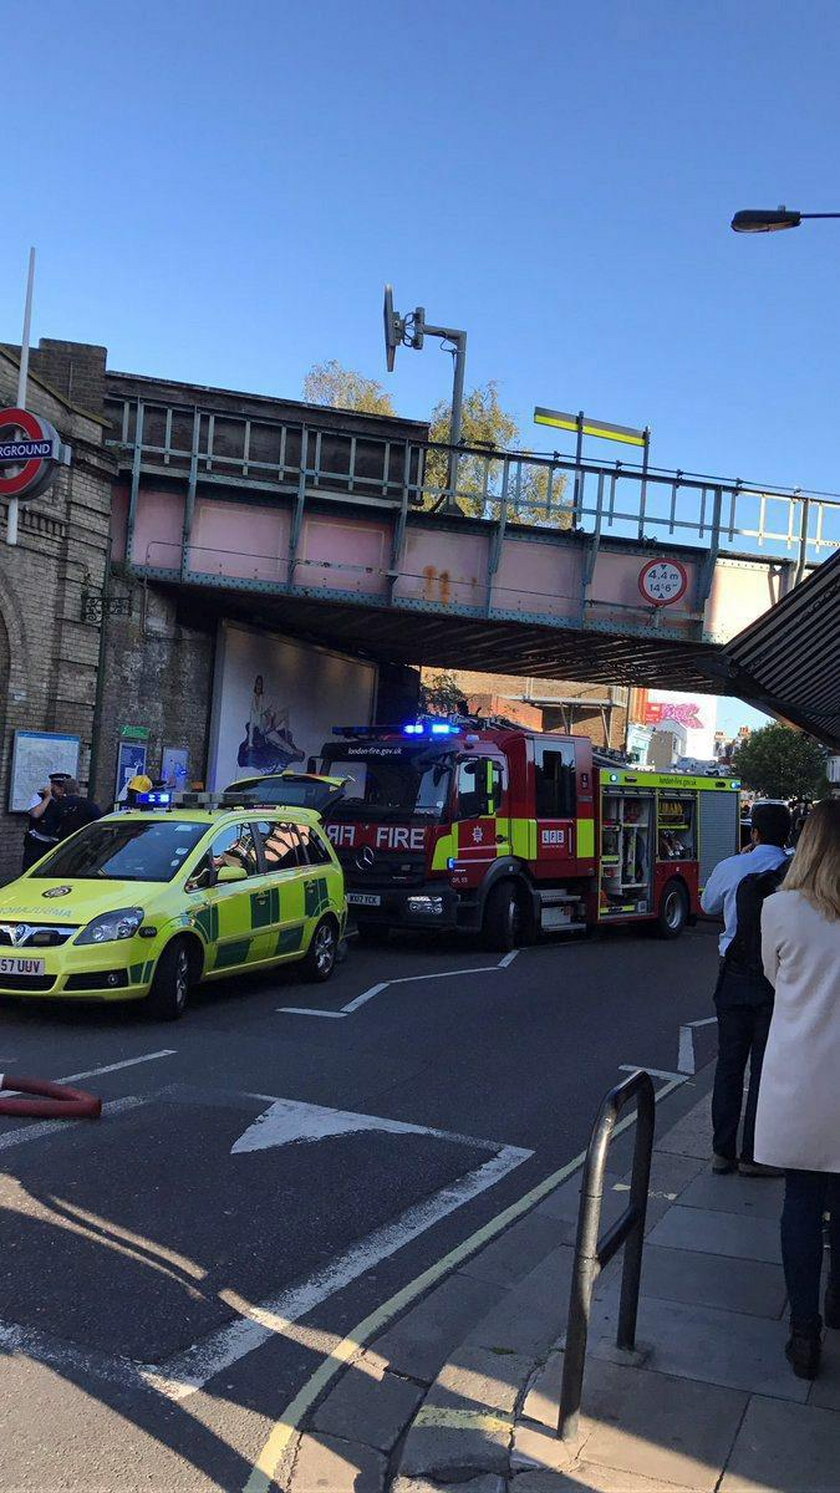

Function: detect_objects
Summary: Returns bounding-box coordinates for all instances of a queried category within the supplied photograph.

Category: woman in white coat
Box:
[756,799,840,1380]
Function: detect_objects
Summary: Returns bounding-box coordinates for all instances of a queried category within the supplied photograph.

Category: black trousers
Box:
[712,999,773,1162]
[782,1169,840,1326]
[21,833,56,872]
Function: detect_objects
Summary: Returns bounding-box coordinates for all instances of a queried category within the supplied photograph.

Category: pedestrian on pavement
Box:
[701,800,791,1178]
[755,799,840,1381]
[55,778,102,840]
[21,772,71,870]
[789,799,810,847]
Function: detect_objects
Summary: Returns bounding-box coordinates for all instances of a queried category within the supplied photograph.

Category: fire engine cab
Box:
[317,719,741,950]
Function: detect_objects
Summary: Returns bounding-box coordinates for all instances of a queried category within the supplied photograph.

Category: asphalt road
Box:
[0,920,722,1490]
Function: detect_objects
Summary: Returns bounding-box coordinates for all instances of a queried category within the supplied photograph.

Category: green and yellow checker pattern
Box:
[0,806,346,1005]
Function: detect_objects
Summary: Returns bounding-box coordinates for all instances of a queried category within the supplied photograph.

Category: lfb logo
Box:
[0,407,68,503]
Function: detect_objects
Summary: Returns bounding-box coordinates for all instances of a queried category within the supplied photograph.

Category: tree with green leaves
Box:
[426,380,570,524]
[301,363,569,525]
[420,672,467,716]
[303,360,395,416]
[733,723,827,801]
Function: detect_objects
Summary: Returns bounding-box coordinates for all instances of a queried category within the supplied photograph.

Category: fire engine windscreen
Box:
[322,747,452,821]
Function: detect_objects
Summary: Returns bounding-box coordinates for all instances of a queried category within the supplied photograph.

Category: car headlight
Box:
[75,908,146,945]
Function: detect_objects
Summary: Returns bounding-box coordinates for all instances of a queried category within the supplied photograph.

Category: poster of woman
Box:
[208,622,377,790]
[237,674,306,773]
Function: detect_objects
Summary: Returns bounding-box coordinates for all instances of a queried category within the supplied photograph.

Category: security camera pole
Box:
[383,285,467,513]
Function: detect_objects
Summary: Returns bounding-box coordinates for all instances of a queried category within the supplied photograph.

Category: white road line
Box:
[678,1026,695,1074]
[142,1141,533,1400]
[677,1015,718,1075]
[279,953,522,1020]
[342,980,390,1013]
[277,1007,347,1019]
[619,1063,690,1085]
[0,1317,143,1391]
[56,1050,177,1084]
[0,1095,146,1151]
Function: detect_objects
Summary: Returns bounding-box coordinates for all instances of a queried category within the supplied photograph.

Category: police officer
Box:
[22,772,70,870]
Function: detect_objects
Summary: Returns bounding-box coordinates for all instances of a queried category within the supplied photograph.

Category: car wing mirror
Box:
[216,864,248,884]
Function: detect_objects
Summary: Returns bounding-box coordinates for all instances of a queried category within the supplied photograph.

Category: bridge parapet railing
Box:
[105,393,840,568]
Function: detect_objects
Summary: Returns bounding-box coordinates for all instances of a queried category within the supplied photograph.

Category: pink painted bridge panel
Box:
[394,530,490,610]
[131,487,185,570]
[493,538,581,618]
[189,500,291,583]
[704,558,787,644]
[295,516,391,596]
[588,551,699,636]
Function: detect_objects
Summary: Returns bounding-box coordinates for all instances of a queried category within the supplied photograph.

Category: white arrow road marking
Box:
[279,950,521,1020]
[231,1095,511,1154]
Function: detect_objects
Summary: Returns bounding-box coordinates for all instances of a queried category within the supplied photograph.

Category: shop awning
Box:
[722,552,840,750]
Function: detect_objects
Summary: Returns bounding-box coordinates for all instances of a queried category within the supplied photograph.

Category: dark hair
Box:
[751,801,792,847]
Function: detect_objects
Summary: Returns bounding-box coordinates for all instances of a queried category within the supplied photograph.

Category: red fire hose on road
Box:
[0,1073,102,1119]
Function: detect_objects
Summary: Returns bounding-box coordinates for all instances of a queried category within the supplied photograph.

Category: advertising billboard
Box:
[207,622,377,789]
[644,689,718,761]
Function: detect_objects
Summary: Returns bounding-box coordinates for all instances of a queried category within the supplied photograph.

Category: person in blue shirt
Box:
[701,801,791,1176]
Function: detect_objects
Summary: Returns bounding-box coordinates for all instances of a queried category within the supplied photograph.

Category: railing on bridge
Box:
[105,393,840,570]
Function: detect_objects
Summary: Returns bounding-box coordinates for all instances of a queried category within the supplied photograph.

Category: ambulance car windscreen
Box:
[29,820,208,882]
[323,749,451,821]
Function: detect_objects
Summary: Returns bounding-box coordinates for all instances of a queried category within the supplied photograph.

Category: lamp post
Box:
[731,205,840,233]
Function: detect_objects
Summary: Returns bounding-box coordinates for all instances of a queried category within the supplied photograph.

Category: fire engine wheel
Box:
[656,880,689,940]
[482,880,525,953]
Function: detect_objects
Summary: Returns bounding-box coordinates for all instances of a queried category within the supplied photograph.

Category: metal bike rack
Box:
[557,1068,656,1442]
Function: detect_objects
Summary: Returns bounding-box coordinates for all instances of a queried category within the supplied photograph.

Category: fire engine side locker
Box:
[599,781,656,920]
[597,768,741,926]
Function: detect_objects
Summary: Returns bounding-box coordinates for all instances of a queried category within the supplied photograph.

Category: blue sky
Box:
[8,0,839,732]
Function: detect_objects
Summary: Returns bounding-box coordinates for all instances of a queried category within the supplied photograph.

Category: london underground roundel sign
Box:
[0,407,63,503]
[638,558,688,607]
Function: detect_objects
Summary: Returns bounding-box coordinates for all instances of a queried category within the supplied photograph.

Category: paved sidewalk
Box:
[285,1076,840,1493]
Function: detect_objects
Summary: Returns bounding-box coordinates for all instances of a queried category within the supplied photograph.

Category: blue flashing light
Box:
[430,722,457,735]
[135,790,172,809]
[403,722,424,736]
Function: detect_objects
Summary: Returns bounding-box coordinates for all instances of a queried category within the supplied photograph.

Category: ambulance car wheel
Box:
[302,916,339,982]
[357,922,391,946]
[146,937,193,1021]
[482,879,523,953]
[656,879,688,940]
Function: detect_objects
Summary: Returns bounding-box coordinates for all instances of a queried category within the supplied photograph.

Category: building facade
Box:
[0,341,114,876]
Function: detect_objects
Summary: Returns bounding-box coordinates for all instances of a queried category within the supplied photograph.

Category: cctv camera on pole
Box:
[382,284,467,512]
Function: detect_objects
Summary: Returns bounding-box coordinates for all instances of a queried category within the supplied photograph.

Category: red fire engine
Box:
[317,719,741,949]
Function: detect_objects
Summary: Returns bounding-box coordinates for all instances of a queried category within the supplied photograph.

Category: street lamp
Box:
[731,205,840,233]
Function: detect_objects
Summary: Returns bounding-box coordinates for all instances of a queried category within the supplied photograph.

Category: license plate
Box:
[0,956,45,977]
[346,893,382,907]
